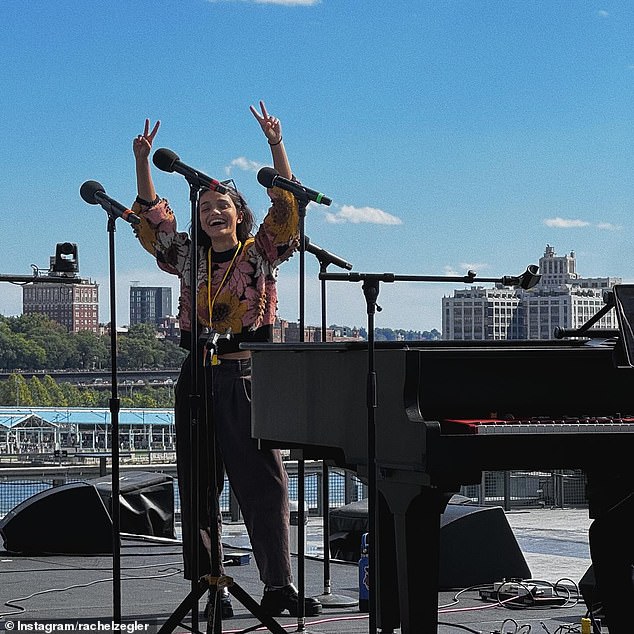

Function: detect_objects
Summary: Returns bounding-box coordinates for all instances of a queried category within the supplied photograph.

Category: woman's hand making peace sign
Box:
[250,101,291,180]
[250,101,282,146]
[133,118,161,204]
[133,118,161,162]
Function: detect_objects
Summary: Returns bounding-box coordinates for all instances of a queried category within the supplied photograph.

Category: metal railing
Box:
[0,450,587,520]
[459,469,587,510]
[0,456,367,520]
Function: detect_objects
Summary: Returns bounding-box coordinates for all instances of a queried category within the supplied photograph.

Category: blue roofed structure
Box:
[0,407,174,454]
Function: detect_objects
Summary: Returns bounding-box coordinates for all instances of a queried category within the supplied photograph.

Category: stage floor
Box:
[0,508,605,633]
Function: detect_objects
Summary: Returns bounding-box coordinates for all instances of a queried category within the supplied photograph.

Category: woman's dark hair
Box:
[196,186,255,249]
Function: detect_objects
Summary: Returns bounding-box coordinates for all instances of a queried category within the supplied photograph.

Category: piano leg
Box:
[377,477,448,634]
[376,489,399,632]
[588,491,634,634]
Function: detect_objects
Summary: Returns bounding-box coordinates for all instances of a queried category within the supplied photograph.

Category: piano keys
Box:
[441,417,634,434]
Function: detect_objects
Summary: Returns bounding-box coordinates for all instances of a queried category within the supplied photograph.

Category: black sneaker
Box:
[260,584,322,617]
[203,590,234,619]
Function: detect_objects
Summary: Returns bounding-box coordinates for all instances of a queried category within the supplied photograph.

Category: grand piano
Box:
[246,298,634,633]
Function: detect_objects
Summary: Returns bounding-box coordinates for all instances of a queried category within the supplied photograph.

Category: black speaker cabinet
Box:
[579,565,607,619]
[0,482,113,554]
[330,497,531,589]
[93,471,175,539]
[0,472,175,555]
[438,503,530,587]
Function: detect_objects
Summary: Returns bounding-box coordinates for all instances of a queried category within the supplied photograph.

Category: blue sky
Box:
[1,0,633,331]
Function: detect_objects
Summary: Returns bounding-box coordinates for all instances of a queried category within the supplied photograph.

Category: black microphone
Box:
[257,167,332,206]
[80,180,141,225]
[153,148,228,194]
[303,236,352,270]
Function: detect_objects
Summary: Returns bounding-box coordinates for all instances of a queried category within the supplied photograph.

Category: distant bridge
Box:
[0,369,181,387]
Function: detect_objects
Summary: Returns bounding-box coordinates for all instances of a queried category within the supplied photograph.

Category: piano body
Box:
[246,338,634,633]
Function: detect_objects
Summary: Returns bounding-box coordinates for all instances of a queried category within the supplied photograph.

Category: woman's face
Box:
[199,189,243,247]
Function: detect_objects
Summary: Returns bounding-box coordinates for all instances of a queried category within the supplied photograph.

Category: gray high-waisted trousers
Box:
[175,355,292,587]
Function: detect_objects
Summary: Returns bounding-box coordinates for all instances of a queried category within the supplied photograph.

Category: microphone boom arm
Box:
[320,264,540,288]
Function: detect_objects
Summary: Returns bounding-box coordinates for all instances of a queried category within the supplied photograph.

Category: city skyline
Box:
[442,244,621,340]
[1,2,633,331]
[2,242,624,332]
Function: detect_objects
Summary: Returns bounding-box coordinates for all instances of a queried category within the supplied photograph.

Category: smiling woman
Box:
[197,187,255,252]
[127,101,321,619]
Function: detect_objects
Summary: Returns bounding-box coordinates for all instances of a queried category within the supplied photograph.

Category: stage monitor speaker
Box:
[579,564,607,620]
[92,471,175,539]
[0,482,112,555]
[438,502,530,588]
[329,497,531,589]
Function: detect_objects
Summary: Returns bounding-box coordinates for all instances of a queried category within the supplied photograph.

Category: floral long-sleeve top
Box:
[132,187,299,354]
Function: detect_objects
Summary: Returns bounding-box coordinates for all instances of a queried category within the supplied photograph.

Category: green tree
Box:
[375,328,396,342]
[163,339,187,368]
[79,389,101,408]
[0,321,19,369]
[73,330,110,370]
[60,382,84,407]
[118,324,164,369]
[29,376,53,406]
[131,391,159,408]
[119,395,135,408]
[1,313,184,371]
[0,374,15,405]
[42,375,68,407]
[0,329,47,369]
[7,374,34,406]
[26,316,73,368]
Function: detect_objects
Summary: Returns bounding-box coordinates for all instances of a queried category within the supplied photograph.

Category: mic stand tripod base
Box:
[158,575,288,634]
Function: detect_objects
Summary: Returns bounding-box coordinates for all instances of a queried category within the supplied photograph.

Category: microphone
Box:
[257,167,332,206]
[153,148,228,194]
[303,236,352,270]
[80,181,141,225]
[501,265,541,290]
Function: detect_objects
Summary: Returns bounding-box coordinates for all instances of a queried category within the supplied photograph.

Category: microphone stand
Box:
[81,186,134,624]
[104,213,122,623]
[303,239,357,609]
[319,265,541,634]
[295,194,309,633]
[158,181,286,634]
[158,181,205,633]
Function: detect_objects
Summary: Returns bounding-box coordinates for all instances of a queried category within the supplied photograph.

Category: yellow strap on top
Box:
[205,237,255,365]
[207,241,241,327]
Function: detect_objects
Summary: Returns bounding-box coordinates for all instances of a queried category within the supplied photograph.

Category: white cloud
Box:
[225,156,264,175]
[324,204,402,225]
[544,217,591,228]
[544,217,622,230]
[208,0,320,5]
[255,0,320,4]
[597,9,609,17]
[460,262,489,273]
[443,264,487,277]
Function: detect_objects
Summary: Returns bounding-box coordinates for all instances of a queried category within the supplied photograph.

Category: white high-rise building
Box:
[442,245,621,340]
[442,286,522,340]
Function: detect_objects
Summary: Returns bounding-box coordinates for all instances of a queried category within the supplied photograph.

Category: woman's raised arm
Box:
[250,101,291,180]
[132,118,161,204]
